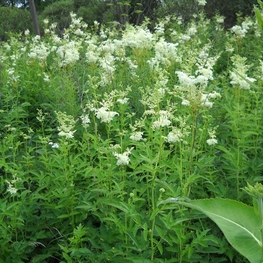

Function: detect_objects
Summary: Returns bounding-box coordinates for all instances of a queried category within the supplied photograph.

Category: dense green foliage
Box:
[0,5,263,263]
[0,0,260,40]
[168,197,263,263]
[0,6,32,41]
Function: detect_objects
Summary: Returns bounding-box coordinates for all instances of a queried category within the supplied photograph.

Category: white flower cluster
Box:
[113,147,133,166]
[6,181,18,195]
[230,55,256,90]
[122,25,154,50]
[152,110,172,129]
[28,42,50,62]
[200,92,221,108]
[215,15,225,24]
[206,129,218,146]
[130,131,143,141]
[117,98,129,105]
[6,67,20,84]
[56,111,76,139]
[151,38,179,67]
[85,39,100,64]
[231,18,254,38]
[167,129,184,143]
[6,176,20,195]
[176,70,221,108]
[69,13,87,36]
[80,114,91,128]
[49,142,59,148]
[56,41,80,67]
[176,71,203,88]
[95,107,119,123]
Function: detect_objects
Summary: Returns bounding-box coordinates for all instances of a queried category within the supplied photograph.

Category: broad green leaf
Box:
[255,8,263,30]
[254,0,263,30]
[167,198,262,263]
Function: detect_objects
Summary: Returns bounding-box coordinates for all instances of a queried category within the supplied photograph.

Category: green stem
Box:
[234,87,241,199]
[150,216,156,260]
[179,142,184,194]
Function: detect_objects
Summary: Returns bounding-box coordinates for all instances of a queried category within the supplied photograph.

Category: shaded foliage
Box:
[0,0,260,41]
[0,6,31,41]
[204,0,257,27]
[39,0,74,35]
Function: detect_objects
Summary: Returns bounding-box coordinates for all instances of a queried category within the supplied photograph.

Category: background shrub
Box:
[39,0,74,36]
[0,6,31,41]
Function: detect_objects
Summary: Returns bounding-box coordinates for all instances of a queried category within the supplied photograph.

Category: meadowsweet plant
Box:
[56,111,77,139]
[0,10,262,263]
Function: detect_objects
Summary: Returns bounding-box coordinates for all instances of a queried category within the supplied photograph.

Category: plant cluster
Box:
[0,8,263,263]
[0,0,260,41]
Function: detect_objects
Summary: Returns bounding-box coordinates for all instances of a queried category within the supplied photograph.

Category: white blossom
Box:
[6,181,17,195]
[58,130,75,139]
[117,98,129,104]
[231,25,247,38]
[167,130,183,143]
[230,55,256,90]
[207,129,218,146]
[113,148,133,166]
[215,15,225,24]
[80,114,91,128]
[230,72,256,90]
[206,138,218,146]
[130,131,143,141]
[24,29,30,36]
[49,142,59,148]
[152,111,172,129]
[176,71,196,87]
[181,99,190,106]
[56,111,76,139]
[95,107,119,123]
[56,41,80,66]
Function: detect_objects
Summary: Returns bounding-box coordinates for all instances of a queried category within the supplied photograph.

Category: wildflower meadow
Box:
[0,8,263,263]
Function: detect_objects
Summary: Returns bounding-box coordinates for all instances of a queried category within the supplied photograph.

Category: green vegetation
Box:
[0,0,259,40]
[165,190,263,263]
[0,1,263,262]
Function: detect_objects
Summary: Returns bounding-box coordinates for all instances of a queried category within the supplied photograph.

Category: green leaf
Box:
[255,8,263,30]
[168,198,262,263]
[71,248,92,256]
[98,198,129,213]
[127,258,153,263]
[254,1,263,30]
[150,207,161,220]
[258,0,263,9]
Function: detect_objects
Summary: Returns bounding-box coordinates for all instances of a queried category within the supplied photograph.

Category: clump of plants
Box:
[0,4,262,263]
